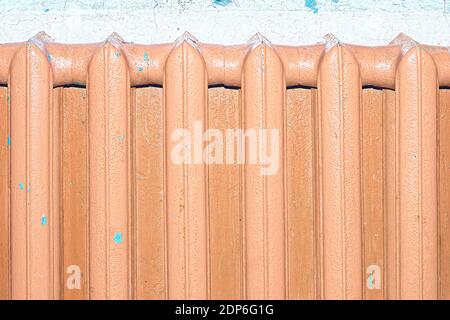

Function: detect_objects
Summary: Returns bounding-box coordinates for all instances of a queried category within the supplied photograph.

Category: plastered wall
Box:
[1,0,450,45]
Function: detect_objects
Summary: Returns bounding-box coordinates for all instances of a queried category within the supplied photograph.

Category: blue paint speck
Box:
[47,54,52,61]
[113,232,123,244]
[43,8,49,13]
[137,66,143,72]
[143,52,149,62]
[41,215,47,226]
[305,0,319,14]
[19,183,24,190]
[212,0,232,6]
[7,136,10,146]
[332,0,339,3]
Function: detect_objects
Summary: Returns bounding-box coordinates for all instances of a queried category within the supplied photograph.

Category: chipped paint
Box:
[113,232,123,245]
[212,0,232,7]
[305,0,319,14]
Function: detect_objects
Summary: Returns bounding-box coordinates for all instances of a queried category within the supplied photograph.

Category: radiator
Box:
[0,32,448,300]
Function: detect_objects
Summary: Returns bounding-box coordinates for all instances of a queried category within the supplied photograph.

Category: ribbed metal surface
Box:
[0,32,448,299]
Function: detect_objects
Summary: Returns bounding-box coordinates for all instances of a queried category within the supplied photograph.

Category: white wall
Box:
[0,0,449,46]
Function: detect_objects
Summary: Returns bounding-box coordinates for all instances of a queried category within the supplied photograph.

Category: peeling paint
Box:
[212,0,232,7]
[113,232,123,245]
[305,0,319,14]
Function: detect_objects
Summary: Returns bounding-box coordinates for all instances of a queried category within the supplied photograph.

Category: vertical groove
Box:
[337,45,347,298]
[104,46,110,299]
[360,85,365,300]
[61,87,89,299]
[131,88,137,300]
[164,37,208,299]
[9,40,57,299]
[88,40,131,299]
[0,86,10,299]
[393,46,438,299]
[418,49,423,299]
[241,83,247,300]
[85,83,90,301]
[361,89,385,299]
[317,44,362,299]
[242,40,286,299]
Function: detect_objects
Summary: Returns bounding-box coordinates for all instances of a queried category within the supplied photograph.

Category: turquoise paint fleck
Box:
[19,183,24,190]
[212,0,232,7]
[27,187,30,193]
[137,66,143,72]
[41,215,47,226]
[47,53,52,61]
[143,52,149,62]
[7,136,10,146]
[332,0,339,3]
[43,8,49,13]
[305,0,319,14]
[113,232,123,244]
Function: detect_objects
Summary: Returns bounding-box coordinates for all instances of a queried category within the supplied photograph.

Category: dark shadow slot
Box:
[208,84,240,90]
[363,85,394,91]
[133,84,163,89]
[287,85,317,90]
[54,83,86,89]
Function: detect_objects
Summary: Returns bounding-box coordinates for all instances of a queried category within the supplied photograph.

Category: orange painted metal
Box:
[8,34,60,299]
[0,86,9,299]
[164,34,209,299]
[242,36,286,299]
[88,36,132,299]
[317,44,362,299]
[0,32,448,299]
[391,47,438,299]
